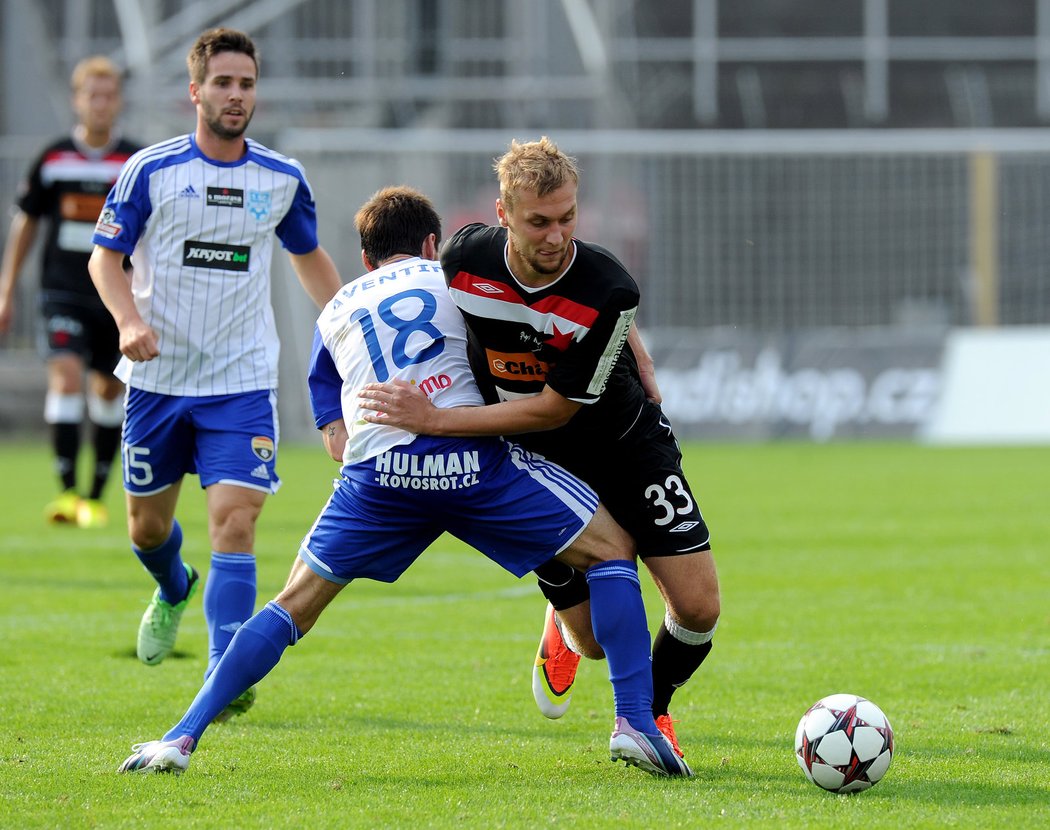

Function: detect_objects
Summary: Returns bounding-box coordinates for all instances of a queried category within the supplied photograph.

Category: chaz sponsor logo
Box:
[487,349,549,381]
[183,240,250,271]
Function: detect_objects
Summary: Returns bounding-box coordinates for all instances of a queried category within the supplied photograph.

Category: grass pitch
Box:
[0,440,1047,829]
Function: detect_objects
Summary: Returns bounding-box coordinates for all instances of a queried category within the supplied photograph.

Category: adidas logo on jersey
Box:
[178,184,200,199]
[250,463,270,479]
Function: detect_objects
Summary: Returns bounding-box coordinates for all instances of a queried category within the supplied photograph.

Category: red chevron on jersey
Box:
[441,223,648,428]
[449,270,599,329]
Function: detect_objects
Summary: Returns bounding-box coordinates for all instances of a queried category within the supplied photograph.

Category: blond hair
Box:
[71,55,123,93]
[494,136,579,211]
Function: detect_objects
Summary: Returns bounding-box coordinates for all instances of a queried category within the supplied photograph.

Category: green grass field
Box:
[1,440,1047,829]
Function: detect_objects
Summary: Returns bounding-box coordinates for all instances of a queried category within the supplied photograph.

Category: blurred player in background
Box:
[0,56,140,529]
[117,185,690,778]
[88,29,342,717]
[359,137,721,759]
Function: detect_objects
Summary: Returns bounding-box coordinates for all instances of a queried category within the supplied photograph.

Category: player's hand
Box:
[358,379,436,433]
[118,319,160,362]
[627,322,662,403]
[638,364,662,404]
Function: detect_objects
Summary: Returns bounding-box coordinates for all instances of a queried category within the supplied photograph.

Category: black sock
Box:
[89,424,122,500]
[53,422,81,492]
[651,621,713,716]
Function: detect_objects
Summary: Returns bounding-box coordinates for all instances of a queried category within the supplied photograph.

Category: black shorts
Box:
[548,401,711,559]
[37,296,121,376]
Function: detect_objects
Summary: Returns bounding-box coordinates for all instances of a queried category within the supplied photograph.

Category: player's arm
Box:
[0,211,39,333]
[88,244,159,362]
[359,380,582,437]
[628,322,662,404]
[307,326,347,460]
[288,245,342,309]
[319,418,348,462]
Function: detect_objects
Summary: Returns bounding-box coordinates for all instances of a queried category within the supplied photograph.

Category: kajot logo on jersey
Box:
[248,190,271,220]
[183,241,250,271]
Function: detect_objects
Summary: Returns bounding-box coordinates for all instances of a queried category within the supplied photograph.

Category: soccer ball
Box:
[794,693,894,794]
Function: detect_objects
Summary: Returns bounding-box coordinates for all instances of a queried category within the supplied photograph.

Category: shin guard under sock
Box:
[585,560,656,732]
[163,601,301,744]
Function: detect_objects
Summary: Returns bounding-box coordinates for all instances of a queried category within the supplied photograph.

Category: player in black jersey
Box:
[358,137,720,758]
[0,56,140,528]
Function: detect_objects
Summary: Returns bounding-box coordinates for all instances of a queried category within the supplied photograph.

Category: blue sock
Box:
[203,553,258,680]
[585,560,658,733]
[133,520,188,604]
[163,601,301,745]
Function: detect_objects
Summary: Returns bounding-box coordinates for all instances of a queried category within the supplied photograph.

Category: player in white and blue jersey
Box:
[117,186,691,779]
[357,139,718,763]
[87,29,343,714]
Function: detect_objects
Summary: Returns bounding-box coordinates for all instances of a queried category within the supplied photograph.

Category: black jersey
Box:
[441,223,650,458]
[442,223,711,556]
[16,134,140,305]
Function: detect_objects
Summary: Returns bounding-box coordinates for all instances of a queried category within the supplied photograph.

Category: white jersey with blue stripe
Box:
[92,134,320,396]
[308,256,484,466]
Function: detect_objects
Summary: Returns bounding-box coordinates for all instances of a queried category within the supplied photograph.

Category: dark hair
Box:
[355,186,442,266]
[186,28,258,85]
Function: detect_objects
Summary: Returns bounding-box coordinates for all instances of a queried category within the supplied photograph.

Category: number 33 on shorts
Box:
[645,474,697,529]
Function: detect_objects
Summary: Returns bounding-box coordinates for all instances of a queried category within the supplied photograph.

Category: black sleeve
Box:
[544,285,638,403]
[15,149,51,217]
[439,223,485,287]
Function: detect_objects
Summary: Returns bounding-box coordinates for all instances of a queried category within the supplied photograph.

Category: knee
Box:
[210,506,260,551]
[667,593,720,634]
[127,512,173,551]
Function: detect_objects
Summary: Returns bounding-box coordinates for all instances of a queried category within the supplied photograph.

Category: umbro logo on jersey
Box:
[178,184,200,199]
[670,521,701,533]
[183,240,250,271]
[474,282,504,294]
[250,463,270,479]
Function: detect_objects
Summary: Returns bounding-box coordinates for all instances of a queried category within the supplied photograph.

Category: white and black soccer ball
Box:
[795,693,894,794]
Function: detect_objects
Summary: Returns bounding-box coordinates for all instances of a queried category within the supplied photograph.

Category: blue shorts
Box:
[121,387,281,496]
[298,436,598,584]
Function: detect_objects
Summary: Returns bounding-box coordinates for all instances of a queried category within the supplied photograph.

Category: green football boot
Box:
[136,564,199,666]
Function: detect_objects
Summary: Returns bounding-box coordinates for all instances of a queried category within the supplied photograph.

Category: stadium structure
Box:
[2,0,1048,442]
